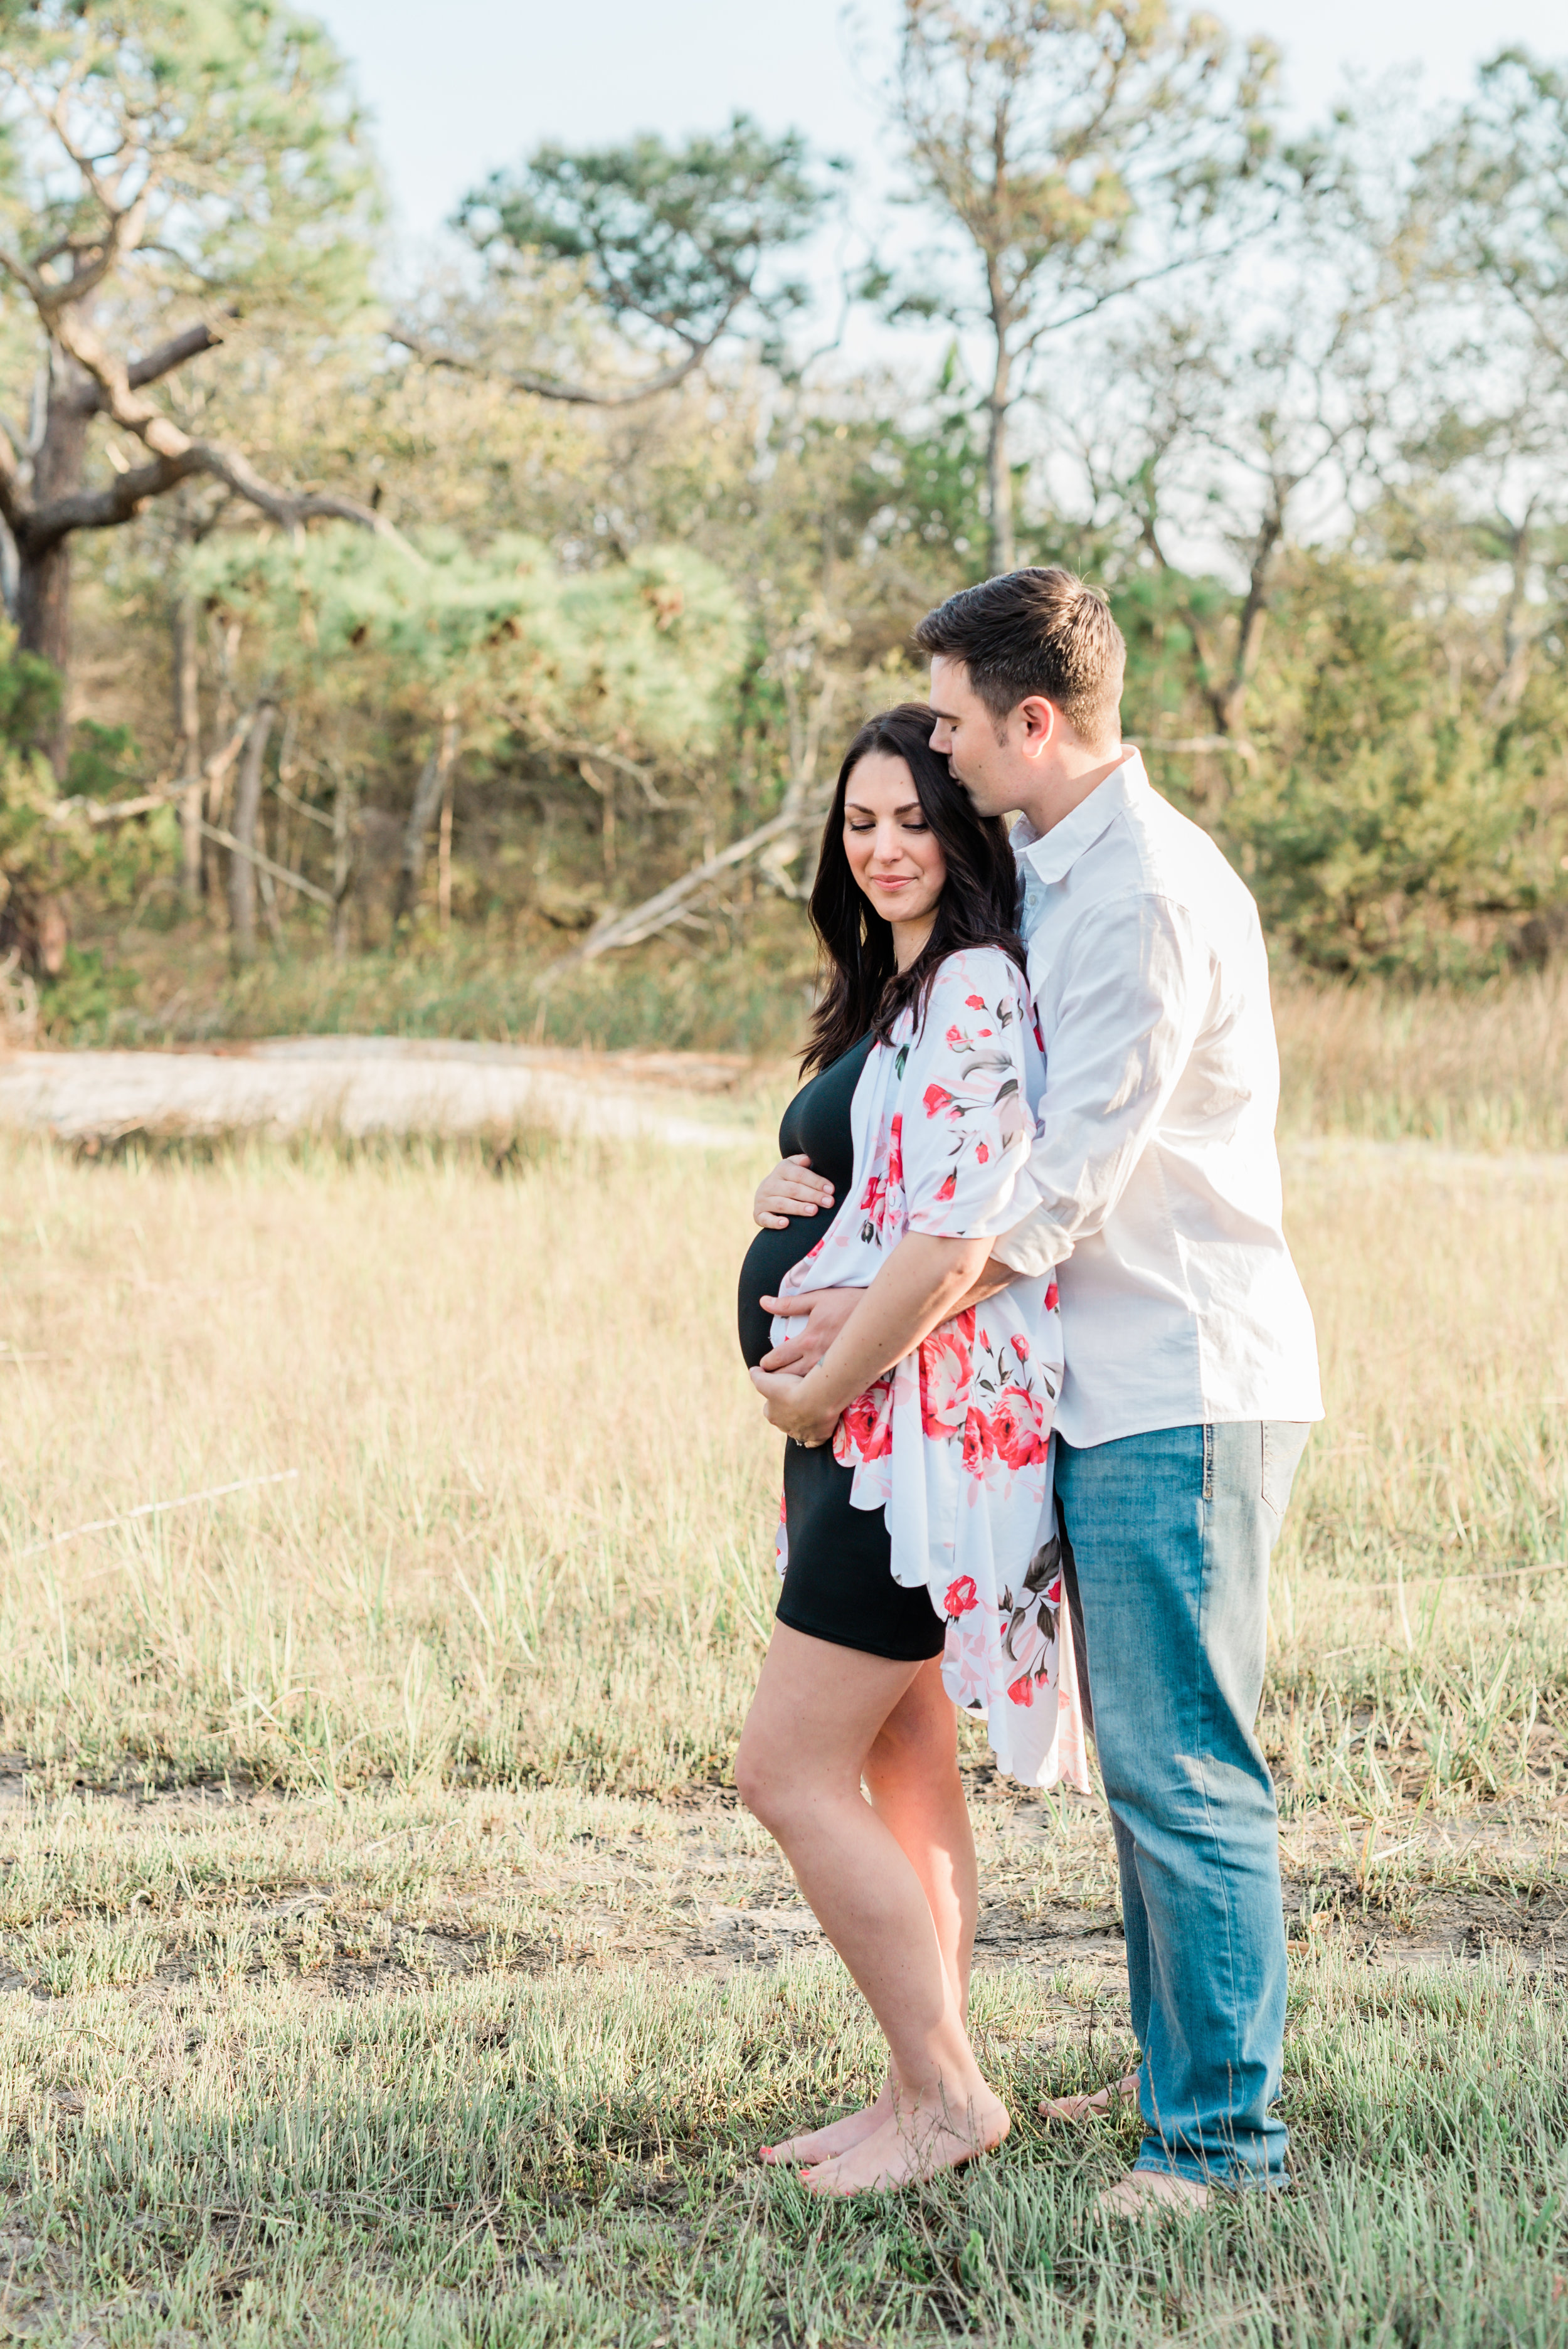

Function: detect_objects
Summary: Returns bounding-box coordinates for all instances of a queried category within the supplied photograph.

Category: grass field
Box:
[0,1115,1565,2343]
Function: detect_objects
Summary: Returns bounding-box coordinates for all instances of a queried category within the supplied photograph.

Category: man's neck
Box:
[1012,742,1127,837]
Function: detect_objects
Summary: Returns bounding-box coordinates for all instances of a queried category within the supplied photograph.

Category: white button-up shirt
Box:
[993,750,1322,1448]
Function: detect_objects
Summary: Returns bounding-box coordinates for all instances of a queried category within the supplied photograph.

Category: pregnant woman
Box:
[735,703,1084,2198]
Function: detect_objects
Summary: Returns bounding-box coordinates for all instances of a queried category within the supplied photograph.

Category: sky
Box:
[312,0,1568,248]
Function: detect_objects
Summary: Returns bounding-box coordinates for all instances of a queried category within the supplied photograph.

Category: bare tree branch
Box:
[16,304,420,559]
[390,324,712,408]
[46,319,228,415]
[126,321,223,389]
[23,448,205,548]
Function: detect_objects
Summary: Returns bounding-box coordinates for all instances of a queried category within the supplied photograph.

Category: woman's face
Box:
[842,750,947,965]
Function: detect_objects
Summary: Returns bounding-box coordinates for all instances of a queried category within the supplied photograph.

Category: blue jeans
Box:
[1054,1420,1309,2191]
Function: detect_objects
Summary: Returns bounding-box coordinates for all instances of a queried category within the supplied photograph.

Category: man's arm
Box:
[751,1233,990,1444]
[990,891,1214,1280]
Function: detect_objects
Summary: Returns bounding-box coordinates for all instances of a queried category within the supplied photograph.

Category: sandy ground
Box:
[0,1036,768,1150]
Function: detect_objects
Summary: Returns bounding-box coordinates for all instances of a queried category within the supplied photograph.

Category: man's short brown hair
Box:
[914,566,1126,748]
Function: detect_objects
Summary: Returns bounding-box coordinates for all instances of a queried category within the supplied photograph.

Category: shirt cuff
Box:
[991,1205,1071,1279]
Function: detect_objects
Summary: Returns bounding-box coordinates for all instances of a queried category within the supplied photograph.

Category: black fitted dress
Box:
[738,1033,945,1663]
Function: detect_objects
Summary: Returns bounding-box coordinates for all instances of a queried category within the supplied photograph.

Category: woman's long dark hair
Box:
[802,703,1025,1076]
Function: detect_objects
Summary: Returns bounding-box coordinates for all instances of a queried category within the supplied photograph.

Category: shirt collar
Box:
[1011,748,1150,887]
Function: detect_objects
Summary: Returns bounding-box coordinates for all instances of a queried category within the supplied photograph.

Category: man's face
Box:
[928,654,1039,819]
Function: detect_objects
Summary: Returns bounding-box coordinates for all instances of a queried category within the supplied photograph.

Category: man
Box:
[765,566,1322,2212]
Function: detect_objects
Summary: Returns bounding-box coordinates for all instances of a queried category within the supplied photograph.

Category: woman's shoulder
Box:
[928,944,1029,1009]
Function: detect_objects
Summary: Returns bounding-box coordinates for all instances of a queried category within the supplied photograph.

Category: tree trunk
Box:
[393,704,460,925]
[204,613,243,911]
[14,348,93,775]
[985,328,1015,577]
[332,763,357,960]
[171,591,203,901]
[437,770,454,935]
[228,699,277,966]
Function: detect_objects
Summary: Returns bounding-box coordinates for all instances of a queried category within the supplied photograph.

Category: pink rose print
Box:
[923,1083,962,1127]
[942,1613,991,1713]
[935,1171,958,1202]
[976,1142,990,1165]
[1007,1673,1036,1708]
[961,1406,993,1477]
[965,994,985,1009]
[1044,1281,1059,1312]
[992,1384,1048,1470]
[945,1574,978,1617]
[887,1113,904,1190]
[1011,1334,1029,1361]
[945,1024,964,1047]
[919,1322,972,1436]
[834,1377,894,1465]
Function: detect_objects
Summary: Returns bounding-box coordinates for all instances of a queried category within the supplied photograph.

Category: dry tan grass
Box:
[1274,968,1568,1150]
[0,1122,1564,1811]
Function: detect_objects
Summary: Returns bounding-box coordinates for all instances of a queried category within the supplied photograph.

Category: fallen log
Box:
[198,820,337,909]
[561,791,832,968]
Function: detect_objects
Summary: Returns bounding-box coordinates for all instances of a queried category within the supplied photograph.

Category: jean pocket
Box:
[1261,1422,1308,1524]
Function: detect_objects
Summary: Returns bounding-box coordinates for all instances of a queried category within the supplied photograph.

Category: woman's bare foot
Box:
[760,2076,893,2165]
[800,2088,1010,2196]
[1039,2070,1142,2123]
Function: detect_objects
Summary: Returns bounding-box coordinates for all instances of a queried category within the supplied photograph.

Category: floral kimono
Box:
[771,946,1088,1793]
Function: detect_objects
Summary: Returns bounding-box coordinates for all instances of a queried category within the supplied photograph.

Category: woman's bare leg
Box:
[736,1625,1007,2192]
[865,1657,978,2010]
[761,1655,979,2165]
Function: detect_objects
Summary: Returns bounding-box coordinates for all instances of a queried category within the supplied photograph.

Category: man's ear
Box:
[1015,696,1059,760]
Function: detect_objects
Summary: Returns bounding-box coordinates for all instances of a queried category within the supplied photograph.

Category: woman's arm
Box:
[757,1251,1019,1370]
[750,1231,990,1445]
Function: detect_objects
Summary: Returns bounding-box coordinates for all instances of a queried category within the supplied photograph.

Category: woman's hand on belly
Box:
[750,1233,990,1448]
[753,1153,835,1230]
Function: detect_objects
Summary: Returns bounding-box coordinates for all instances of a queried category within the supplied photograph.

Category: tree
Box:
[403,115,829,407]
[1416,49,1568,373]
[1217,543,1568,976]
[1099,290,1379,768]
[0,0,396,766]
[884,0,1278,572]
[1398,49,1568,718]
[183,526,751,950]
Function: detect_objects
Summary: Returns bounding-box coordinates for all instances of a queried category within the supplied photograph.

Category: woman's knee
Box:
[734,1724,796,1830]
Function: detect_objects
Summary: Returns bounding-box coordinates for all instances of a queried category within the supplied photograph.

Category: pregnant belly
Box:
[737,1212,834,1371]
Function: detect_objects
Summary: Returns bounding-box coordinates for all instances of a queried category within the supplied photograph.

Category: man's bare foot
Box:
[800,2091,1010,2197]
[1097,2171,1209,2219]
[760,2077,893,2165]
[1039,2070,1142,2124]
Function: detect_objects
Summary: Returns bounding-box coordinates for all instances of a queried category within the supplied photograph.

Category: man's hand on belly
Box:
[756,1286,860,1372]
